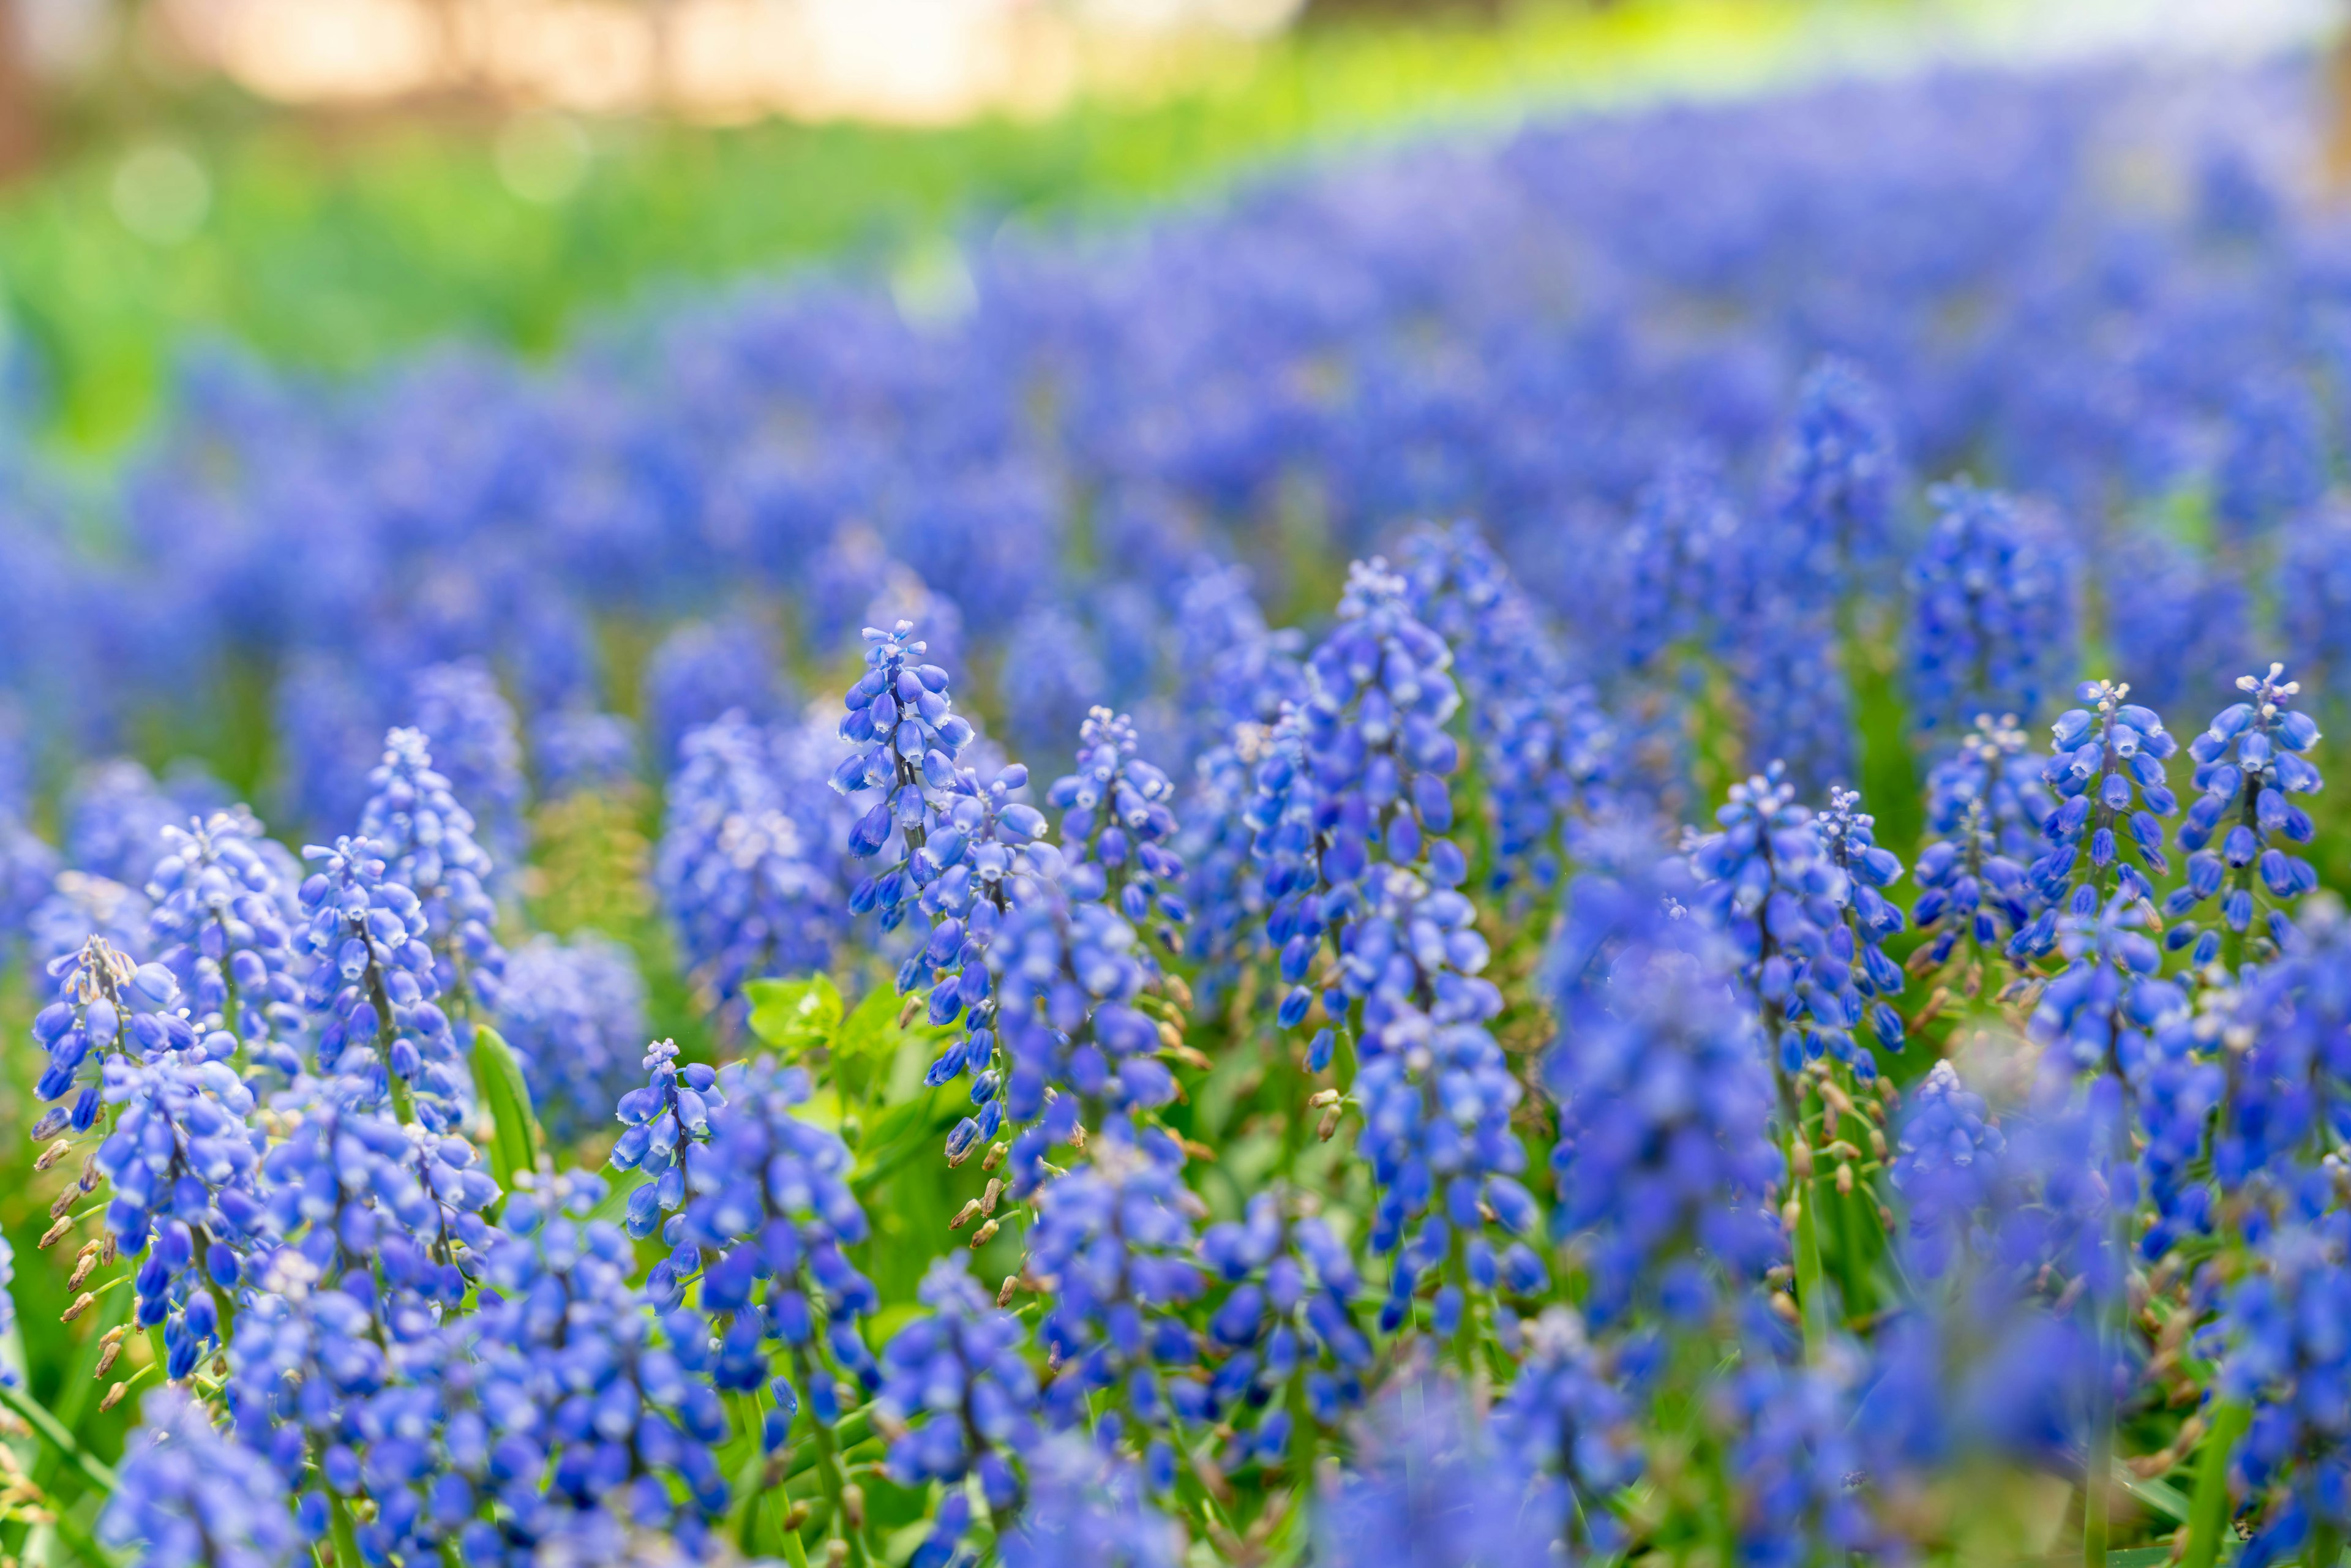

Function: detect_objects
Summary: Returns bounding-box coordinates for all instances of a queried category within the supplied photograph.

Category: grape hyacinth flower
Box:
[491,932,649,1145]
[657,710,837,1017]
[645,613,789,769]
[1684,763,1848,1079]
[1910,715,2052,969]
[102,1389,300,1568]
[1400,522,1614,893]
[145,807,308,1076]
[2210,1212,2351,1566]
[829,620,975,938]
[1546,912,1783,1324]
[531,708,639,800]
[677,1057,879,1431]
[1906,482,2074,735]
[999,1436,1184,1568]
[1725,1356,1882,1566]
[1812,787,1908,1060]
[2010,680,2178,959]
[1766,356,1902,596]
[470,1171,733,1558]
[296,836,465,1131]
[2029,893,2187,1089]
[874,1255,1040,1527]
[1886,1060,2008,1283]
[1247,557,1464,1043]
[1022,1136,1205,1476]
[1317,1381,1550,1568]
[2164,663,2325,969]
[1488,1308,1640,1563]
[409,659,529,877]
[30,936,191,1138]
[28,869,152,973]
[609,1038,724,1266]
[65,758,200,890]
[358,727,508,1032]
[1193,1192,1376,1467]
[95,1052,264,1378]
[1048,707,1188,950]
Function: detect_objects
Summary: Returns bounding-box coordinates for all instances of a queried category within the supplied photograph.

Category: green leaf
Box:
[746,975,843,1055]
[0,1380,116,1496]
[471,1026,545,1202]
[836,983,926,1066]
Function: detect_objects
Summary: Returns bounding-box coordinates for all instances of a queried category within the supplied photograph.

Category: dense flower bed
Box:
[4,52,2351,1568]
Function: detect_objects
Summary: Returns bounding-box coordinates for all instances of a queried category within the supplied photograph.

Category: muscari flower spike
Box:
[30,935,191,1138]
[2010,680,2178,959]
[2164,663,2324,967]
[146,806,308,1076]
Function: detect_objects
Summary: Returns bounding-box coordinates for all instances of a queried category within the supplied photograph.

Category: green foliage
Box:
[470,1024,546,1206]
[743,974,842,1057]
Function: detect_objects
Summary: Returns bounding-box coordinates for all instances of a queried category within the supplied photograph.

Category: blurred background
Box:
[0,0,2333,449]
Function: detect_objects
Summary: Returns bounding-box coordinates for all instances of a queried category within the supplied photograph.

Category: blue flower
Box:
[2163,662,2324,968]
[1191,1193,1374,1465]
[1813,787,1908,1055]
[95,1052,264,1378]
[2027,893,2186,1089]
[1000,1436,1185,1568]
[609,1038,725,1258]
[2215,375,2327,546]
[644,613,790,770]
[874,1255,1040,1510]
[296,835,467,1131]
[408,659,529,878]
[1488,1308,1639,1561]
[1545,904,1783,1324]
[1022,1136,1205,1440]
[1911,715,2052,968]
[530,709,639,800]
[358,727,509,1030]
[1887,1060,2006,1281]
[103,1389,301,1568]
[470,1171,733,1556]
[656,709,838,1015]
[828,620,975,936]
[1400,521,1614,894]
[1316,1380,1551,1568]
[492,932,650,1146]
[677,1056,878,1415]
[1905,482,2074,735]
[146,807,309,1076]
[28,936,191,1137]
[1766,356,1902,595]
[1047,707,1187,947]
[1684,763,1855,1075]
[2009,680,2178,958]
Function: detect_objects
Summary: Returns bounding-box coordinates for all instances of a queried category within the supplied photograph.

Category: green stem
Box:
[793,1351,869,1568]
[2313,1521,2344,1567]
[2183,1400,2249,1568]
[0,1380,117,1495]
[328,1492,364,1568]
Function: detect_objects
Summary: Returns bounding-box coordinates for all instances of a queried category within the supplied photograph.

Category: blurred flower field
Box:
[6,9,2351,1568]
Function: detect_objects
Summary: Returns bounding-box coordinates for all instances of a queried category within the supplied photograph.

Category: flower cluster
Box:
[145,808,308,1075]
[358,727,508,1027]
[2165,663,2324,966]
[296,835,465,1130]
[1906,483,2074,736]
[492,931,650,1144]
[658,709,838,1015]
